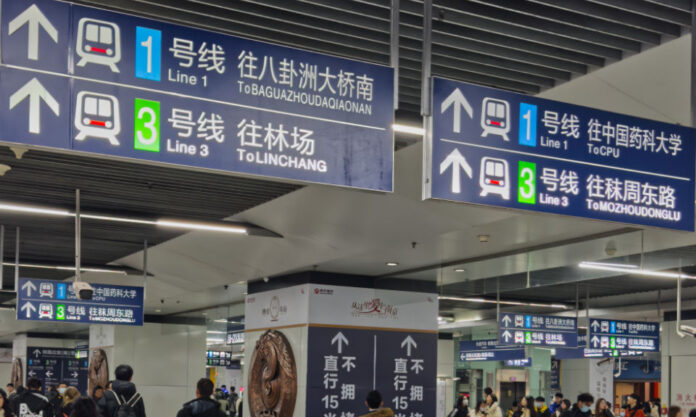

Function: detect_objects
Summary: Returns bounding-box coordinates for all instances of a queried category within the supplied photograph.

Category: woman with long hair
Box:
[596,398,614,417]
[61,387,80,417]
[0,388,12,417]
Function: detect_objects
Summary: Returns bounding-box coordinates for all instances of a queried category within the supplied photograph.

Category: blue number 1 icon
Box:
[518,103,537,147]
[135,27,161,81]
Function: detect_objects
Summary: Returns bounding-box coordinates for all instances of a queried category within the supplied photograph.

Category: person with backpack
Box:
[176,379,225,417]
[11,378,54,417]
[97,365,145,417]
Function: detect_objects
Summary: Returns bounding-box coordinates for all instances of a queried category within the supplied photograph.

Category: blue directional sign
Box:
[26,347,88,394]
[588,317,659,352]
[307,327,436,417]
[614,359,660,381]
[459,339,526,362]
[505,358,532,367]
[550,359,560,390]
[498,313,577,347]
[0,0,394,192]
[427,77,695,231]
[16,278,144,326]
[554,347,644,359]
[206,351,233,367]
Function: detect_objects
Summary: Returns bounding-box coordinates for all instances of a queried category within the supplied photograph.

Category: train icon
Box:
[481,97,510,141]
[76,18,121,73]
[479,157,510,200]
[74,91,121,145]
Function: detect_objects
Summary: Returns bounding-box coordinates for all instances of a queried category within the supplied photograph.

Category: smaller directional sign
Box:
[459,339,526,362]
[499,313,577,347]
[17,278,144,326]
[588,318,659,352]
[505,358,532,367]
[26,347,88,394]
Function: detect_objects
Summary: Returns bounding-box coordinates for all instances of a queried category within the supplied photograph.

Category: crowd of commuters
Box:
[0,364,237,417]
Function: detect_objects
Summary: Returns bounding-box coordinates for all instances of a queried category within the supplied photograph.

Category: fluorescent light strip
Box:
[1,262,127,275]
[206,330,226,334]
[0,203,72,217]
[392,123,425,136]
[81,214,156,225]
[439,296,568,309]
[579,261,696,279]
[156,220,247,234]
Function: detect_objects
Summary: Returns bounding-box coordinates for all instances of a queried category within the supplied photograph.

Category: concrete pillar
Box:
[89,322,206,417]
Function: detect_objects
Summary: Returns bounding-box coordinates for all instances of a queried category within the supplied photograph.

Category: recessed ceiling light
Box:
[155,309,161,313]
[454,268,465,273]
[386,262,399,267]
[202,312,208,316]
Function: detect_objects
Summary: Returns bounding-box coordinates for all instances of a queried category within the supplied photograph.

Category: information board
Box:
[550,359,560,390]
[26,347,88,394]
[226,316,245,345]
[459,339,526,362]
[0,0,394,191]
[505,358,532,367]
[498,313,577,347]
[206,350,232,367]
[16,278,144,325]
[307,326,436,417]
[588,318,659,352]
[426,77,695,231]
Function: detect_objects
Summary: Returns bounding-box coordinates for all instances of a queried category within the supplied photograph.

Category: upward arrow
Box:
[501,330,513,343]
[331,332,349,354]
[10,78,60,134]
[591,320,601,332]
[401,335,417,357]
[439,148,473,194]
[440,88,474,133]
[20,302,36,319]
[21,281,37,297]
[32,349,41,358]
[591,335,600,348]
[502,315,513,327]
[8,5,59,61]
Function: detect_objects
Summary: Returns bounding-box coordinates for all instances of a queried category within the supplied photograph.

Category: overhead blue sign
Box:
[226,316,245,345]
[426,77,695,231]
[498,313,578,347]
[16,278,144,325]
[588,318,659,352]
[26,347,88,394]
[614,359,661,381]
[505,358,532,367]
[554,347,644,359]
[459,339,526,362]
[550,359,560,390]
[307,327,436,417]
[0,0,394,191]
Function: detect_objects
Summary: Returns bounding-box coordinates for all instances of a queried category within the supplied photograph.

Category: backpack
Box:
[111,392,141,417]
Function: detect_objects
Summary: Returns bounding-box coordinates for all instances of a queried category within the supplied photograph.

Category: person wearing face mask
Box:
[46,385,65,417]
[562,393,593,417]
[625,394,646,417]
[595,398,614,417]
[535,397,550,417]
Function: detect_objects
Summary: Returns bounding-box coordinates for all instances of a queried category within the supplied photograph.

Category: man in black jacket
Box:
[176,379,226,417]
[12,378,55,417]
[561,393,594,417]
[98,365,146,417]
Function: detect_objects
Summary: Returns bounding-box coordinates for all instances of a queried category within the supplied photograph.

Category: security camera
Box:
[679,324,696,337]
[72,281,94,300]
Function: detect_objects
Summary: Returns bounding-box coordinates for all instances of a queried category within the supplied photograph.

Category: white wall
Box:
[437,339,455,417]
[559,358,590,401]
[90,323,206,417]
[661,319,696,410]
[0,363,12,387]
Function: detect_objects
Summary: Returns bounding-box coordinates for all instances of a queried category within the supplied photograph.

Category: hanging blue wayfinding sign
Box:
[16,278,144,325]
[588,318,659,352]
[459,339,526,362]
[26,347,88,394]
[498,313,577,347]
[0,0,394,191]
[426,77,695,231]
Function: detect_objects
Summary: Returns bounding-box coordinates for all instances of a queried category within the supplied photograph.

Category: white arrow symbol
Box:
[591,335,600,348]
[20,302,36,319]
[71,372,78,378]
[440,148,473,194]
[28,370,36,377]
[440,88,474,133]
[10,78,60,134]
[502,330,512,343]
[32,349,41,358]
[502,315,512,327]
[591,320,600,332]
[8,5,59,61]
[331,332,349,354]
[22,281,37,297]
[45,370,53,378]
[401,335,417,357]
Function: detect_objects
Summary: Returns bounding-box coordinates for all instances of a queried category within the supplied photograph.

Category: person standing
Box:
[486,394,503,417]
[61,388,79,417]
[549,394,564,416]
[667,406,682,417]
[98,365,145,417]
[359,391,394,417]
[448,395,469,417]
[535,397,551,417]
[0,388,13,417]
[176,379,225,417]
[625,394,645,417]
[556,400,571,417]
[595,398,614,417]
[68,397,100,417]
[11,378,54,417]
[6,386,15,401]
[562,393,594,417]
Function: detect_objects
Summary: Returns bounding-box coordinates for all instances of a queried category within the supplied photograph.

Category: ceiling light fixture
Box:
[206,330,226,334]
[454,268,466,273]
[578,261,695,279]
[206,338,225,345]
[1,262,128,275]
[392,123,425,136]
[385,262,399,267]
[156,219,247,234]
[81,213,156,225]
[0,203,72,217]
[439,295,569,309]
[213,319,228,323]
